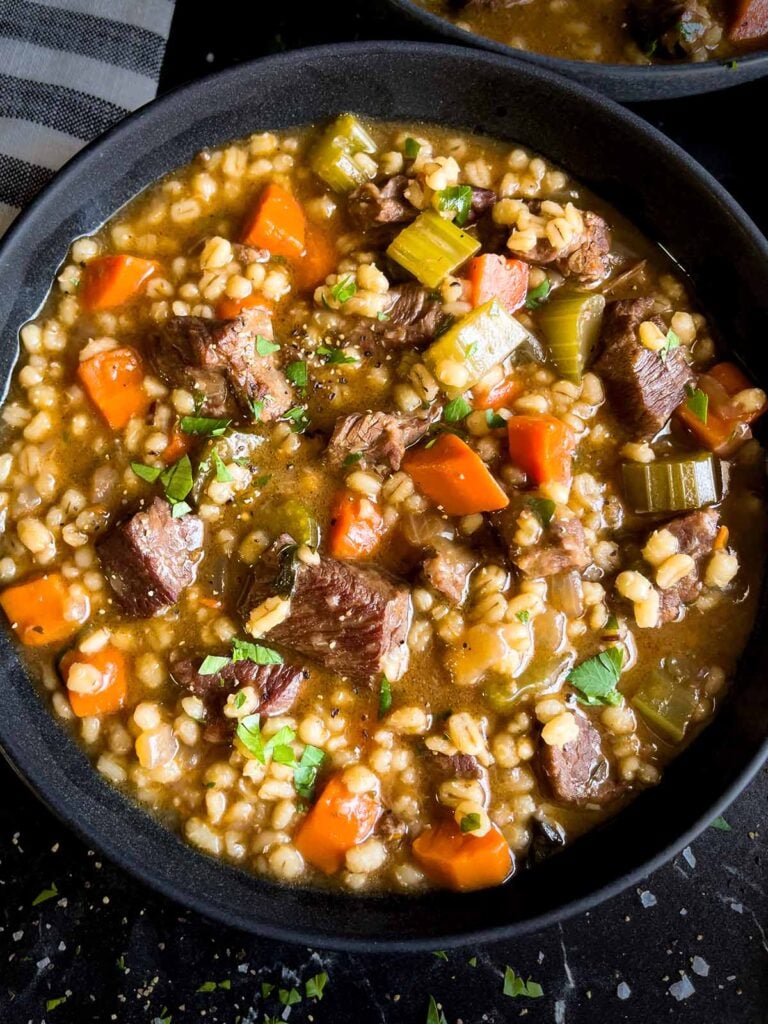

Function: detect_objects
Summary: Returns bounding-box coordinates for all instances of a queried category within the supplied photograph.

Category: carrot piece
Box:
[403,433,509,516]
[675,362,766,455]
[77,346,151,430]
[468,255,529,314]
[81,255,157,311]
[60,644,128,718]
[473,375,524,411]
[294,774,381,874]
[215,292,274,320]
[294,226,338,292]
[730,0,768,40]
[161,423,192,465]
[329,490,387,560]
[0,573,89,647]
[676,403,737,454]
[412,819,513,892]
[714,525,730,550]
[241,182,306,260]
[506,415,575,487]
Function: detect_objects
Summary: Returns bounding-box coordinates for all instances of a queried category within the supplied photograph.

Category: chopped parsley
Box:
[404,137,421,159]
[468,956,478,967]
[460,812,482,833]
[236,716,297,766]
[437,185,473,227]
[250,397,266,420]
[255,334,280,356]
[503,966,544,999]
[198,655,231,676]
[330,274,357,304]
[46,997,68,1011]
[527,496,556,528]
[278,987,301,1007]
[485,409,507,429]
[378,674,392,718]
[160,454,194,505]
[233,691,247,710]
[305,972,328,1000]
[377,311,391,322]
[443,396,472,423]
[197,981,217,993]
[254,473,272,487]
[231,638,283,665]
[685,384,708,423]
[212,450,233,483]
[285,360,308,389]
[433,950,448,960]
[294,744,325,800]
[710,816,732,831]
[116,954,127,973]
[170,501,192,519]
[659,329,680,364]
[343,451,363,467]
[261,982,274,998]
[516,610,530,624]
[426,995,448,1024]
[524,278,551,309]
[179,416,230,436]
[283,406,310,433]
[130,462,163,483]
[317,345,357,365]
[567,646,624,706]
[32,883,58,906]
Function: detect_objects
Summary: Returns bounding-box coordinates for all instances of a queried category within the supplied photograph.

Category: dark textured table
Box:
[2,3,767,1022]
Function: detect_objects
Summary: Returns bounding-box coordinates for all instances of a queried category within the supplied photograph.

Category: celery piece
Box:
[537,291,605,381]
[631,670,697,742]
[386,209,480,290]
[309,114,378,192]
[271,499,319,548]
[622,451,722,514]
[424,298,530,398]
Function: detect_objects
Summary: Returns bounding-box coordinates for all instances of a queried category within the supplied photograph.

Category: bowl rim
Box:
[1,40,767,951]
[386,0,768,91]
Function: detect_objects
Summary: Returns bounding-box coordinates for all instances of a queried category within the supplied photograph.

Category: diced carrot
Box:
[675,362,766,455]
[412,819,513,892]
[81,255,158,311]
[199,597,223,610]
[729,0,768,40]
[714,525,730,550]
[468,255,529,314]
[329,490,387,560]
[60,644,128,718]
[294,774,381,874]
[215,293,274,320]
[161,423,192,464]
[241,182,306,260]
[294,226,338,292]
[506,415,575,487]
[0,573,90,647]
[473,375,524,411]
[77,346,151,430]
[403,433,509,516]
[676,402,737,454]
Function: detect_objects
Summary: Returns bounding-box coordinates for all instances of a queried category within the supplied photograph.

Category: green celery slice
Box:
[386,209,480,290]
[621,451,722,514]
[309,114,378,192]
[538,291,605,381]
[271,499,319,548]
[631,670,697,742]
[424,299,530,398]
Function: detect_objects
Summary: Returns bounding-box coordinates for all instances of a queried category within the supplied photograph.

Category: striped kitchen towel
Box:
[0,0,175,236]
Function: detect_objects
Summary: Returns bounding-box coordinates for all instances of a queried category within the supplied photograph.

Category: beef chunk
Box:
[431,751,483,779]
[173,656,306,713]
[539,713,619,806]
[343,283,444,351]
[326,410,430,471]
[377,811,408,843]
[628,0,711,56]
[655,509,720,622]
[497,506,591,578]
[348,175,417,229]
[151,306,293,421]
[422,539,478,604]
[518,205,611,284]
[97,498,203,617]
[595,298,694,438]
[241,546,411,684]
[466,187,498,223]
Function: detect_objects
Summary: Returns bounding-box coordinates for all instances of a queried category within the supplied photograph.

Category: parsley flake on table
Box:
[426,995,448,1024]
[305,971,328,1000]
[710,816,732,831]
[503,966,544,998]
[46,996,68,1011]
[278,987,302,1006]
[32,882,58,906]
[567,646,624,706]
[432,950,448,960]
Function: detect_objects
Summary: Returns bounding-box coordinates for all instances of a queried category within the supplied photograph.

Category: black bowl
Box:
[386,0,768,101]
[1,42,767,951]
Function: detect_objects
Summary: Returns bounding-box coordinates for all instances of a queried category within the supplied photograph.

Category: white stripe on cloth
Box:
[0,201,19,235]
[0,117,83,170]
[31,0,175,38]
[0,36,157,112]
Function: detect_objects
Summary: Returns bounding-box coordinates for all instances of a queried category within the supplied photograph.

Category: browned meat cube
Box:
[595,298,694,438]
[496,505,590,578]
[348,175,417,228]
[151,306,293,421]
[325,410,430,472]
[422,539,478,604]
[517,205,611,284]
[241,545,411,684]
[655,508,720,622]
[97,498,204,617]
[538,713,620,806]
[339,283,445,351]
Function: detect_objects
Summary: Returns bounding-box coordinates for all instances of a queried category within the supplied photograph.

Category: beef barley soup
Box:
[0,116,766,893]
